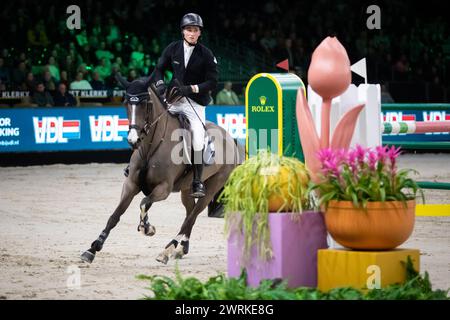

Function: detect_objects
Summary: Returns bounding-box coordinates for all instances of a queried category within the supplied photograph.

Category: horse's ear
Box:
[115,73,130,89]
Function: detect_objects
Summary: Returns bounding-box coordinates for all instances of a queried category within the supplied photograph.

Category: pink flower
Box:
[308,37,351,100]
[347,149,358,173]
[387,145,402,174]
[368,150,378,170]
[375,145,388,166]
[354,144,366,165]
[318,148,342,177]
[317,148,334,163]
[323,159,340,177]
[335,148,348,163]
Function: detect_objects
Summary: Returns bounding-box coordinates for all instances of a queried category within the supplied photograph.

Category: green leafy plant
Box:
[219,150,314,260]
[137,258,449,300]
[312,145,424,208]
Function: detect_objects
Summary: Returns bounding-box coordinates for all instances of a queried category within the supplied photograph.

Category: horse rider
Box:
[152,13,218,198]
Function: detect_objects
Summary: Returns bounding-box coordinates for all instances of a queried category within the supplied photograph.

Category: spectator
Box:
[62,55,77,81]
[11,61,28,89]
[70,72,93,90]
[31,82,54,107]
[127,69,138,82]
[42,70,57,94]
[0,58,10,83]
[95,41,115,63]
[53,83,77,106]
[216,82,240,105]
[59,70,69,88]
[77,64,91,82]
[47,56,60,82]
[90,71,106,90]
[94,58,111,81]
[112,41,129,65]
[142,56,154,76]
[105,63,121,89]
[80,44,96,67]
[130,43,145,70]
[114,56,126,74]
[23,72,36,91]
[106,18,121,45]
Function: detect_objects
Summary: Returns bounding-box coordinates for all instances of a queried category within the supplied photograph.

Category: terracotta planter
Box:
[228,211,328,288]
[325,200,416,250]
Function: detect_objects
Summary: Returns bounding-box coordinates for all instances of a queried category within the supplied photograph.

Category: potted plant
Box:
[313,145,424,250]
[220,150,328,288]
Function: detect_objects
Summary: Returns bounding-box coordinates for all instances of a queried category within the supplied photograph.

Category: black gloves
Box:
[155,81,167,97]
[179,85,193,96]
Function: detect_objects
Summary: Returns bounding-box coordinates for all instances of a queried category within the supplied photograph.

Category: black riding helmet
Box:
[180,13,203,29]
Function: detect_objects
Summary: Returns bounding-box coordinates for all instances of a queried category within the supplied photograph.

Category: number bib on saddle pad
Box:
[177,113,215,166]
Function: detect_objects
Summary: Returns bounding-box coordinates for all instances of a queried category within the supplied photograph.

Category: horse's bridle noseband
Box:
[125,91,169,144]
[125,92,152,138]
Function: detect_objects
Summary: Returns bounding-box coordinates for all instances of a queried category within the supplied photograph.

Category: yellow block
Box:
[416,204,450,216]
[318,249,420,292]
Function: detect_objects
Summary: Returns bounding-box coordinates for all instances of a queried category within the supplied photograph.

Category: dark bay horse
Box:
[81,76,244,264]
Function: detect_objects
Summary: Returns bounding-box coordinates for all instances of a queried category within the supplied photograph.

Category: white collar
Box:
[183,40,196,51]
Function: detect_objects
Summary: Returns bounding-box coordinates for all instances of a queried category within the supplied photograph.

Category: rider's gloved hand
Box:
[179,85,193,96]
[155,80,167,98]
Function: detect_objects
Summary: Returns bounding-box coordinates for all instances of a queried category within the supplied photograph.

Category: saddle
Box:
[165,87,215,166]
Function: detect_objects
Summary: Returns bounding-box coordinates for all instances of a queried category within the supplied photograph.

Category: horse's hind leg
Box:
[156,190,195,263]
[157,171,230,264]
[80,180,139,263]
[137,181,170,237]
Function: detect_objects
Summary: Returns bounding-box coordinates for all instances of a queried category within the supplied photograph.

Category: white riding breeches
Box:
[168,97,206,151]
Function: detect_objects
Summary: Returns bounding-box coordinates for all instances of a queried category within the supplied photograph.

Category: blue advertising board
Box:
[0,107,130,152]
[381,104,450,143]
[0,106,246,153]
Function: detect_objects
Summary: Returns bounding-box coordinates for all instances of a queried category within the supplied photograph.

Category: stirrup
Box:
[190,180,206,198]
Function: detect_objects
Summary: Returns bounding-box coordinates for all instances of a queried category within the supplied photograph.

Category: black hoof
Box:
[80,250,95,263]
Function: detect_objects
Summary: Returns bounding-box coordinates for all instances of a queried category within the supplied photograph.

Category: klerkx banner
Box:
[0,106,247,153]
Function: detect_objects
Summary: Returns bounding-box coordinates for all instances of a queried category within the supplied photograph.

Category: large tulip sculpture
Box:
[296,37,365,183]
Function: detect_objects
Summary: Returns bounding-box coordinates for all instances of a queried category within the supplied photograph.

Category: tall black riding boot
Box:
[190,149,206,198]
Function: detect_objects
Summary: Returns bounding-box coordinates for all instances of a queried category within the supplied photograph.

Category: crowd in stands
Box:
[0,0,449,106]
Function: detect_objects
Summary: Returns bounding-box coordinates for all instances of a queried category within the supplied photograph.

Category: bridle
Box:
[125,91,168,142]
[124,90,170,161]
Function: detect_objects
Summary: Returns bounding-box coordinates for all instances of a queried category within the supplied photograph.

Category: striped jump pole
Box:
[382,121,450,135]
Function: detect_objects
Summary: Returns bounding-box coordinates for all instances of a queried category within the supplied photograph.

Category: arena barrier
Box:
[0,106,246,153]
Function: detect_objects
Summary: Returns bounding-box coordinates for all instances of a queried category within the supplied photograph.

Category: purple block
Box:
[227,211,328,288]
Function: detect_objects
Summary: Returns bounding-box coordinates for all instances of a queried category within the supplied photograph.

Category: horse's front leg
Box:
[80,179,139,263]
[137,181,171,237]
